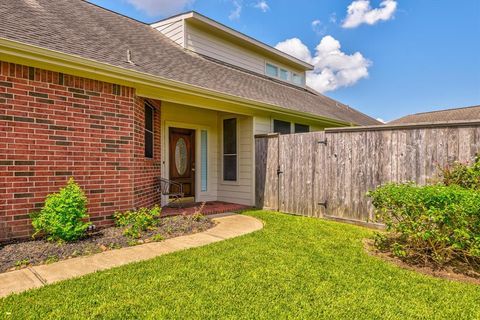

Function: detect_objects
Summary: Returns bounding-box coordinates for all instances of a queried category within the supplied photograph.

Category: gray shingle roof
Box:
[390,105,480,124]
[0,0,380,126]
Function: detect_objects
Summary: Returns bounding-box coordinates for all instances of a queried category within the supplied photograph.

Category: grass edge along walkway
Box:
[0,214,263,298]
[1,210,479,319]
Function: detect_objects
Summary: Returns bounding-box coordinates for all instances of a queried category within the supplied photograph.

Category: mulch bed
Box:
[364,239,480,285]
[0,215,215,273]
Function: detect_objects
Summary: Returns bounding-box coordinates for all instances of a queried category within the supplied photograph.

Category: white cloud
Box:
[376,118,386,123]
[125,0,194,17]
[342,0,397,28]
[275,36,371,93]
[229,1,242,20]
[311,19,326,36]
[254,0,269,12]
[275,38,312,63]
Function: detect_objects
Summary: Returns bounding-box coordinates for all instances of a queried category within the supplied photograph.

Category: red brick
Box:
[0,61,161,242]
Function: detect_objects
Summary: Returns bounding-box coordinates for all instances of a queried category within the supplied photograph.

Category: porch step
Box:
[162,201,251,217]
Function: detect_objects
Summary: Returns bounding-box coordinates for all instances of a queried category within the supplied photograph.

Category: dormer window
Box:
[292,73,303,85]
[266,63,278,77]
[279,68,290,81]
[265,62,303,86]
[152,12,314,85]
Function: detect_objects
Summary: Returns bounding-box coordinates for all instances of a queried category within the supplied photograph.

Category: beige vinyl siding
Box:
[151,17,306,86]
[217,115,255,205]
[153,20,184,46]
[254,116,272,135]
[185,24,265,74]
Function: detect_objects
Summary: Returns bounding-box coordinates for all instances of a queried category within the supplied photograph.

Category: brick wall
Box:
[0,61,161,242]
[133,98,162,208]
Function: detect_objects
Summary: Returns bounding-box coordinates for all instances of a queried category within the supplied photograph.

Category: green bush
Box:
[368,183,480,267]
[439,155,480,190]
[31,178,91,242]
[114,206,161,239]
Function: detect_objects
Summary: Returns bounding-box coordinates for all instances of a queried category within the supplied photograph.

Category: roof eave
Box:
[0,37,351,127]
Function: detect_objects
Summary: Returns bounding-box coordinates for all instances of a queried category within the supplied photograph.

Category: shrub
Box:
[368,183,480,267]
[439,155,480,190]
[31,178,90,242]
[151,234,164,242]
[114,206,161,239]
[191,202,206,222]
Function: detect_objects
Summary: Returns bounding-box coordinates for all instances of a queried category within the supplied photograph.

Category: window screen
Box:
[294,123,309,133]
[144,103,154,158]
[223,118,237,181]
[273,120,291,135]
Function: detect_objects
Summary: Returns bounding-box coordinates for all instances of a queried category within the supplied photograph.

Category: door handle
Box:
[192,168,195,172]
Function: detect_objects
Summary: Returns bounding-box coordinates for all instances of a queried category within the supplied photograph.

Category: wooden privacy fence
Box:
[255,121,480,225]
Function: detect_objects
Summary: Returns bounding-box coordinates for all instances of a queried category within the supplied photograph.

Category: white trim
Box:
[264,61,304,87]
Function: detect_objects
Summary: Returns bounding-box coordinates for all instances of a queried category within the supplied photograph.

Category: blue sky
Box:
[89,0,480,122]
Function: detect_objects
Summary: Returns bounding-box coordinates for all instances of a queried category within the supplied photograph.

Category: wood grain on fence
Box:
[255,122,480,224]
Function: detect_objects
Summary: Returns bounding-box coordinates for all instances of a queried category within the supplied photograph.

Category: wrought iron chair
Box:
[157,177,184,208]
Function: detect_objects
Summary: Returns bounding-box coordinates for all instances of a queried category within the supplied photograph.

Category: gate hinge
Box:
[318,139,327,145]
[317,201,327,208]
[277,166,283,175]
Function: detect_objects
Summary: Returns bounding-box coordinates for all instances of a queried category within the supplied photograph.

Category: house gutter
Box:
[0,38,353,127]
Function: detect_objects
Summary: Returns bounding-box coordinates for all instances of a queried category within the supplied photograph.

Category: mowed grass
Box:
[1,210,479,319]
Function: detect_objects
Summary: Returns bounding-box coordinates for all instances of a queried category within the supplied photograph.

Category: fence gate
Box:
[255,132,327,217]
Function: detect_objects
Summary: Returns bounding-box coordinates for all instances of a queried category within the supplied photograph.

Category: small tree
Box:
[31,178,91,242]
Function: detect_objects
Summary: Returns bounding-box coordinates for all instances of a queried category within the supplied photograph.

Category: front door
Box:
[169,128,195,198]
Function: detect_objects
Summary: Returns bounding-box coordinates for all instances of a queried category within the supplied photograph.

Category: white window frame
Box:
[292,73,303,85]
[265,62,303,86]
[265,63,279,78]
[279,68,290,81]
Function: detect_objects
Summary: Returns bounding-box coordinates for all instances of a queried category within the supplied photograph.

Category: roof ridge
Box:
[305,86,381,124]
[406,104,480,117]
[80,0,148,25]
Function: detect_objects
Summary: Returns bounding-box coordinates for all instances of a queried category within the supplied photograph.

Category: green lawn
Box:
[1,210,480,319]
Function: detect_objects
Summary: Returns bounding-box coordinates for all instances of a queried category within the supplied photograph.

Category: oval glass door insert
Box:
[175,138,188,175]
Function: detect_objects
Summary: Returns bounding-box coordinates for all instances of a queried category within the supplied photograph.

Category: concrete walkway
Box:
[0,214,263,298]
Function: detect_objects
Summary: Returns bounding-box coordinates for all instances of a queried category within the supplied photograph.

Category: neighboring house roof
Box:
[0,0,380,126]
[390,105,480,124]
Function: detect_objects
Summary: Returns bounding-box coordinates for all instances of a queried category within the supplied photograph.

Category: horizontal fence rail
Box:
[255,122,480,225]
